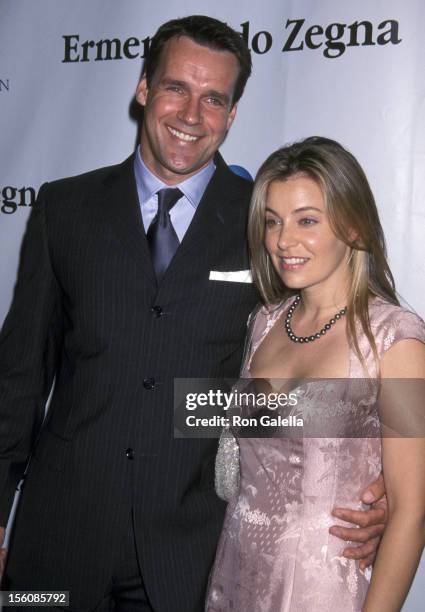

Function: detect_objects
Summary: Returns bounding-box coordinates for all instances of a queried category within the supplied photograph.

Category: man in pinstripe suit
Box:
[0,15,387,612]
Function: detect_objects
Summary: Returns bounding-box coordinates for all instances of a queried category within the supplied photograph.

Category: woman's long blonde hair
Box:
[248,136,398,367]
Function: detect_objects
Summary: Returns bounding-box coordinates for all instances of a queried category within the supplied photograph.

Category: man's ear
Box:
[227,103,238,130]
[136,76,148,107]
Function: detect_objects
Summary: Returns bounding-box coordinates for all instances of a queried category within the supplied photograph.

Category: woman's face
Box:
[264,175,351,297]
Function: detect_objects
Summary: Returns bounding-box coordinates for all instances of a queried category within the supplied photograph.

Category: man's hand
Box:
[329,473,387,570]
[0,526,6,578]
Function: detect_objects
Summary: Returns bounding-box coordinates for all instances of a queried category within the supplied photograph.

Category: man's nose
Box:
[177,95,202,125]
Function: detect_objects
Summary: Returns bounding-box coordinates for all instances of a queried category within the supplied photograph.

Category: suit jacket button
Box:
[143,377,155,390]
[126,448,135,460]
[150,305,163,317]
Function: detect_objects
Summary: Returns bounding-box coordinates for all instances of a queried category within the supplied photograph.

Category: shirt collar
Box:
[134,146,216,209]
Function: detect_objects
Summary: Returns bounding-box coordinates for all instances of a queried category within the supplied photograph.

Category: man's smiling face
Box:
[136,35,239,185]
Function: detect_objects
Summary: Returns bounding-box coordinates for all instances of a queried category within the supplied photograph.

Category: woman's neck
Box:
[297,285,348,321]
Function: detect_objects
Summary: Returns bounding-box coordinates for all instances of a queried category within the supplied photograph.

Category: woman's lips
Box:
[280,256,309,270]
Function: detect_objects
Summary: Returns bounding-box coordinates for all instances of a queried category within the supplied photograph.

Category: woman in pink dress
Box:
[206,137,425,611]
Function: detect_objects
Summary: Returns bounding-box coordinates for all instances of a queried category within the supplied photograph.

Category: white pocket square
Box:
[209,270,252,283]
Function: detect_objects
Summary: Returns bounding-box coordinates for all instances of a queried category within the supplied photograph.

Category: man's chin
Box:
[166,158,210,178]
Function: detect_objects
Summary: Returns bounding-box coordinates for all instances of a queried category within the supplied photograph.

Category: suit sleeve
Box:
[0,183,63,524]
[239,303,262,375]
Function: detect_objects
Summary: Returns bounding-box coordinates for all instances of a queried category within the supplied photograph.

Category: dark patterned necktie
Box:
[147,188,182,282]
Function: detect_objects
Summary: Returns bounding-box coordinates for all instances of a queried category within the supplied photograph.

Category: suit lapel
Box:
[170,153,243,263]
[101,154,156,285]
[99,152,248,287]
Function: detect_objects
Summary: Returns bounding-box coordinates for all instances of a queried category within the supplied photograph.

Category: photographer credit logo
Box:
[62,17,401,63]
[0,186,35,215]
[0,78,10,92]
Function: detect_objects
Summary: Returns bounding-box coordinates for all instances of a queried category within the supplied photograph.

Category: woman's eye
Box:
[299,217,317,226]
[265,218,280,228]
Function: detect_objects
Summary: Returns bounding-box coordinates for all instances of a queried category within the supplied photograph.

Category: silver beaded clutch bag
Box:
[214,305,261,502]
[215,425,240,501]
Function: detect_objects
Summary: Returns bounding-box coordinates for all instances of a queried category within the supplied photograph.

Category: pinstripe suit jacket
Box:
[0,152,259,611]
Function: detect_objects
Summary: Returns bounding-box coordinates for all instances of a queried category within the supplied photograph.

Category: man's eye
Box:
[167,86,183,93]
[207,97,224,106]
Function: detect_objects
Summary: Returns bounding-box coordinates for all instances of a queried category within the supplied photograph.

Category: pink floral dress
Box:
[206,297,425,611]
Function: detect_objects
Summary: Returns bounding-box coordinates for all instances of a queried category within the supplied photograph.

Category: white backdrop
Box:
[0,1,424,608]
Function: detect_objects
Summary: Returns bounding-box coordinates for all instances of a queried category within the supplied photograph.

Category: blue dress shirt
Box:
[133,147,216,242]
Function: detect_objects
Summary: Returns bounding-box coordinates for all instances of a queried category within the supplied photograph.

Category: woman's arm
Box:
[363,338,425,612]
